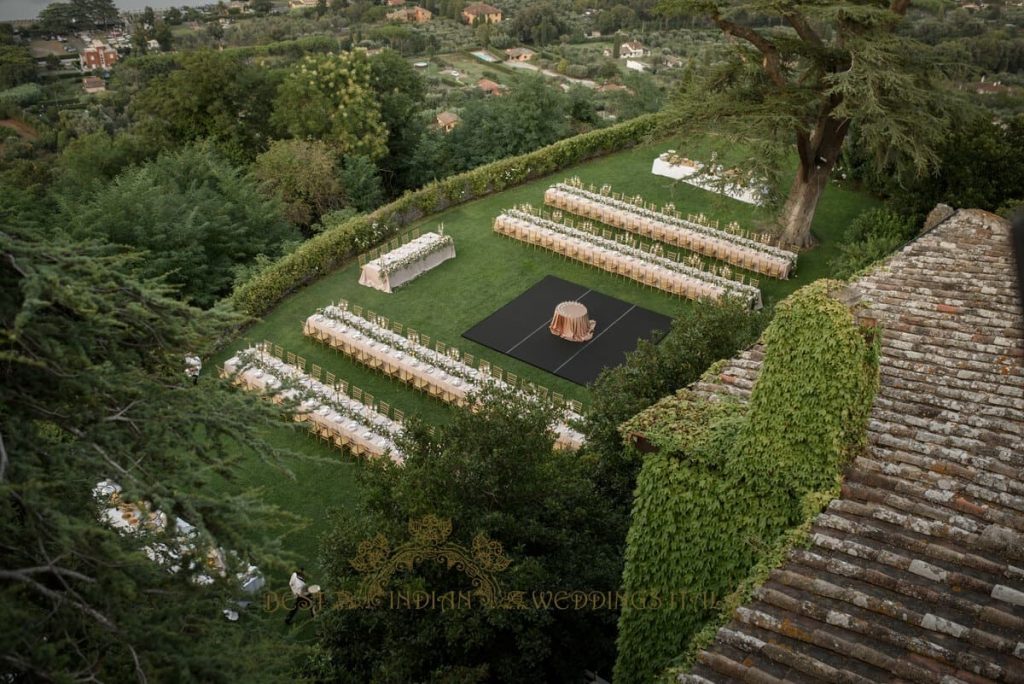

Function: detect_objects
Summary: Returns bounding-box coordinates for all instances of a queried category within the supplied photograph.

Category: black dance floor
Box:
[462,276,672,386]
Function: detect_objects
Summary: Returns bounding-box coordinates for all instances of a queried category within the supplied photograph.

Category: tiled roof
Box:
[464,2,500,14]
[679,209,1024,683]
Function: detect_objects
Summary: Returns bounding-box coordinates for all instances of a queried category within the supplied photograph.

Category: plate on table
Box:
[353,332,362,339]
[426,369,434,375]
[363,432,374,440]
[395,352,404,360]
[254,370,264,378]
[347,421,358,430]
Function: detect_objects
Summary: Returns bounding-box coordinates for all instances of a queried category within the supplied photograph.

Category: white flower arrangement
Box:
[556,180,797,266]
[502,207,762,309]
[373,232,456,278]
[315,306,586,434]
[234,347,402,452]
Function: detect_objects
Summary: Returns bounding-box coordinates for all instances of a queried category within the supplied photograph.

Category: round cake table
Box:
[549,301,596,342]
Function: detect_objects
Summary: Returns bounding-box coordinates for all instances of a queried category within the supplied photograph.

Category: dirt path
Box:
[0,119,39,141]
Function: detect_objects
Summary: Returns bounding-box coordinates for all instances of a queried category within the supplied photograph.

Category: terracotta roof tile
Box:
[679,209,1024,683]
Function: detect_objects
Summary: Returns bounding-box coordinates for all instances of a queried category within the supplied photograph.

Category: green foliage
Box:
[0,222,300,681]
[0,82,42,106]
[272,51,388,160]
[252,138,344,229]
[661,0,955,245]
[64,144,298,308]
[230,113,664,317]
[339,154,384,212]
[509,2,568,45]
[0,45,36,90]
[37,0,119,32]
[583,299,769,511]
[368,49,428,193]
[129,50,281,163]
[853,110,1024,222]
[829,207,918,279]
[57,131,150,199]
[614,281,880,683]
[316,387,623,681]
[410,75,574,186]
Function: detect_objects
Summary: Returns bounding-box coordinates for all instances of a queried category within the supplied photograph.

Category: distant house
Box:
[288,0,318,8]
[146,38,160,51]
[625,59,648,72]
[79,40,118,72]
[227,0,252,12]
[82,76,106,94]
[619,41,647,58]
[477,78,504,96]
[385,0,405,6]
[387,5,431,21]
[504,47,535,62]
[462,2,502,24]
[436,111,460,132]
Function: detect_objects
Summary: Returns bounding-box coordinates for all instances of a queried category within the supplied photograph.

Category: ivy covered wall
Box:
[613,281,880,683]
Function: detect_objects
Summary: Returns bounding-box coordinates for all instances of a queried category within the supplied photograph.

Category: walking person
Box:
[284,568,317,625]
[185,355,202,385]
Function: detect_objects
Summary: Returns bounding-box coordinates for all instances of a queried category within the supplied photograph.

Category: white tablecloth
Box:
[304,310,586,450]
[358,233,456,293]
[223,354,404,462]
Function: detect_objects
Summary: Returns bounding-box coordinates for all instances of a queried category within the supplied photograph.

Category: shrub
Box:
[829,207,917,279]
[0,83,43,106]
[613,282,880,683]
[230,112,666,317]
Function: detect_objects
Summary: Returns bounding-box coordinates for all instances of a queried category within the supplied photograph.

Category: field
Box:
[211,134,878,573]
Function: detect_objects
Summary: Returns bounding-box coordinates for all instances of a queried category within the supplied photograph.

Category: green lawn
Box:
[211,134,878,572]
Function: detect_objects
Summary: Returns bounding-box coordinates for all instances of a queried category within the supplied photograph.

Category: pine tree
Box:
[662,0,955,247]
[0,220,302,681]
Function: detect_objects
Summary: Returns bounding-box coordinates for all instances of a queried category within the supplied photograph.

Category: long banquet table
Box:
[358,232,456,293]
[223,352,404,462]
[544,186,792,279]
[494,212,762,307]
[303,310,586,450]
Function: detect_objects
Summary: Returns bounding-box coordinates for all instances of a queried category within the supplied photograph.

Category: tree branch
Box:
[783,12,823,48]
[0,429,7,483]
[890,0,912,15]
[709,10,786,88]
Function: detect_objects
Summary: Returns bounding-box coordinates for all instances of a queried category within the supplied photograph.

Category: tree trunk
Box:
[778,162,834,249]
[779,111,849,250]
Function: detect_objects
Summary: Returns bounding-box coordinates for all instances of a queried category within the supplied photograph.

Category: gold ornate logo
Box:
[337,515,525,609]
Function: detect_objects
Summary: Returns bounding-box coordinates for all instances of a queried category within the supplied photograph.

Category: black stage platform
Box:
[462,275,672,386]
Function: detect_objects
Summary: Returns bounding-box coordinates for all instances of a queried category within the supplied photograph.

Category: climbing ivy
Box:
[613,281,880,684]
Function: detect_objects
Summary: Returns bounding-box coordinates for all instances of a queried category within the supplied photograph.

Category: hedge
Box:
[613,281,880,683]
[230,112,667,317]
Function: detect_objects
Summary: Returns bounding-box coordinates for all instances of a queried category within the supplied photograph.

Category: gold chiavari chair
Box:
[325,371,336,386]
[552,392,564,406]
[393,409,405,424]
[567,399,583,414]
[286,352,296,365]
[478,359,491,375]
[392,321,403,336]
[363,393,374,409]
[296,356,306,371]
[352,305,363,317]
[358,254,367,267]
[337,379,349,396]
[505,372,518,388]
[311,364,322,381]
[462,353,474,368]
[378,401,390,418]
[491,366,503,383]
[379,316,390,330]
[420,334,431,349]
[350,387,363,403]
[366,310,377,324]
[435,340,446,355]
[274,345,284,359]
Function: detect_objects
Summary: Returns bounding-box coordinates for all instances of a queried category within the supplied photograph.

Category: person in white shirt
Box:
[285,567,314,625]
[184,355,202,385]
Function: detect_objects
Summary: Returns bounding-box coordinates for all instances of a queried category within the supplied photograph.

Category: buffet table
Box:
[358,232,456,293]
